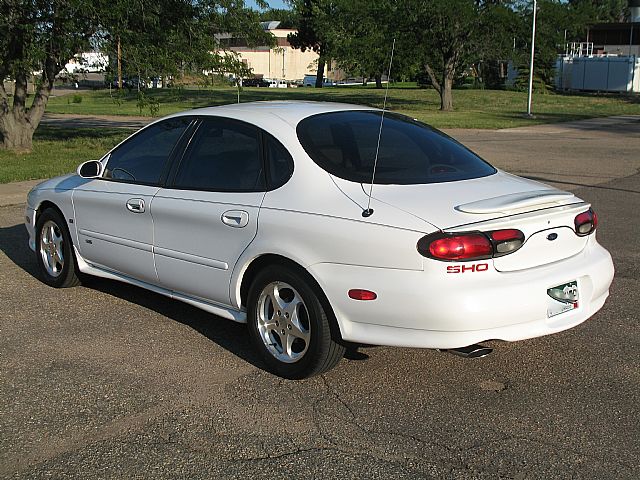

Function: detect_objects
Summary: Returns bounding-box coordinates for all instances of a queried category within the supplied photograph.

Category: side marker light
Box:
[348,289,377,301]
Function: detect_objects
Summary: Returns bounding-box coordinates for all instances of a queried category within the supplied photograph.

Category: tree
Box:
[0,0,99,151]
[258,8,299,28]
[472,3,521,90]
[217,51,254,103]
[287,0,336,87]
[102,0,270,89]
[512,0,605,91]
[569,0,630,22]
[330,0,398,88]
[0,0,270,152]
[401,0,515,111]
[516,0,569,90]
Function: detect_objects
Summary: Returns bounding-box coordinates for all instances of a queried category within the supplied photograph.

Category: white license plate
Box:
[547,281,579,318]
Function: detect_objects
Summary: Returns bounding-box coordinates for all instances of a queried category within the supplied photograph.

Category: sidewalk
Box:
[40,113,152,129]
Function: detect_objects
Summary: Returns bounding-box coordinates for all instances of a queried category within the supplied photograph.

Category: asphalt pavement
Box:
[0,116,639,478]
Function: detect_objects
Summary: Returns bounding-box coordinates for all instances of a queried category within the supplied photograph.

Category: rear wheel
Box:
[247,265,345,379]
[35,208,81,288]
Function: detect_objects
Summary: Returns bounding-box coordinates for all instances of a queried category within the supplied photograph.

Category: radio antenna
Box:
[362,37,396,218]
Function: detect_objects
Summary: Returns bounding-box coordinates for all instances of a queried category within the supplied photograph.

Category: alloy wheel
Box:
[256,281,311,363]
[39,220,65,278]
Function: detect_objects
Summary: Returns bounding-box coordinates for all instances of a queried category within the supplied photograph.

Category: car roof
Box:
[167,101,377,126]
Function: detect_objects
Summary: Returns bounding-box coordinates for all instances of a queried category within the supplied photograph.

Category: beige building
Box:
[219,22,335,82]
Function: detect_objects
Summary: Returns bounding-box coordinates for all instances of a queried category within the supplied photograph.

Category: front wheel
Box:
[35,208,81,288]
[247,265,345,379]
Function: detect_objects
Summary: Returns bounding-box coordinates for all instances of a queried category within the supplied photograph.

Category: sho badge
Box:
[447,263,489,274]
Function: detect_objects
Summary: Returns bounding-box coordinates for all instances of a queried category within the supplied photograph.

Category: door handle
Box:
[221,210,249,228]
[126,198,145,213]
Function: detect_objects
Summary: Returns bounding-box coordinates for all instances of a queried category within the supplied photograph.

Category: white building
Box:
[64,52,109,74]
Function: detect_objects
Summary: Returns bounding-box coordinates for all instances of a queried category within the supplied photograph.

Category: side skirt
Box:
[73,246,247,323]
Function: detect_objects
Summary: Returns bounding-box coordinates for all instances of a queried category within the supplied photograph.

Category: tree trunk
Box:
[424,63,455,111]
[375,74,382,89]
[315,58,325,88]
[0,70,54,152]
[440,76,454,111]
[0,114,35,152]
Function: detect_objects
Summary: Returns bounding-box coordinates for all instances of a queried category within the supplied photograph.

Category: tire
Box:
[35,208,81,288]
[247,265,345,379]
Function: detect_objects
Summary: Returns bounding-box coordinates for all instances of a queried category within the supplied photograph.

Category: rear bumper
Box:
[309,238,614,349]
[334,288,608,349]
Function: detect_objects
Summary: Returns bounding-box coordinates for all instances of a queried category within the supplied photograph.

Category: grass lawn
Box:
[46,84,640,129]
[1,85,637,184]
[0,127,129,184]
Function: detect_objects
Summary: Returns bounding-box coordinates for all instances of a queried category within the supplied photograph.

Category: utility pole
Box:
[526,0,537,117]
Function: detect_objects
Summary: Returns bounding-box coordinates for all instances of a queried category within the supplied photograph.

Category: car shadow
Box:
[0,222,267,371]
[0,223,41,280]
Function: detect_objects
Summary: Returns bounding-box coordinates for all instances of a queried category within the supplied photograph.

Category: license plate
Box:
[547,281,579,318]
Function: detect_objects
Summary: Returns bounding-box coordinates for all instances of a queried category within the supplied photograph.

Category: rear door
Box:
[73,117,192,284]
[151,117,269,305]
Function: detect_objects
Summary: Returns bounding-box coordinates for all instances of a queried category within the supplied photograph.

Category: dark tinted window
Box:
[265,135,293,189]
[297,111,496,184]
[173,118,264,191]
[105,118,190,184]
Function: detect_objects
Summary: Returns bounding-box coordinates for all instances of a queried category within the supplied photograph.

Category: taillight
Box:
[488,229,525,256]
[574,208,597,236]
[417,229,525,261]
[417,233,493,261]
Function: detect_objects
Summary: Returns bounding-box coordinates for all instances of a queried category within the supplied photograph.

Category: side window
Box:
[104,118,191,184]
[265,135,294,190]
[173,118,265,192]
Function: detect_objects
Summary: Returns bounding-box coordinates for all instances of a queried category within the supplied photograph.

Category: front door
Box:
[74,117,192,284]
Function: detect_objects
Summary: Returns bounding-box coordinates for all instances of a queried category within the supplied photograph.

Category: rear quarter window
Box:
[296,111,496,184]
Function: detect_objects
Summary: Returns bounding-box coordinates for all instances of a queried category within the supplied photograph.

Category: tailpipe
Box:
[445,344,493,358]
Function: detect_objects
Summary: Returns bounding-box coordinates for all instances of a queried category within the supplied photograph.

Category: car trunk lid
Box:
[362,170,583,230]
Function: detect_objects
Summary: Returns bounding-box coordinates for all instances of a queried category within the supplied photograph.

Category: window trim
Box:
[99,117,197,187]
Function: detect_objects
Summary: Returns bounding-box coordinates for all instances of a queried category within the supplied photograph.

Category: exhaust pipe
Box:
[445,344,493,358]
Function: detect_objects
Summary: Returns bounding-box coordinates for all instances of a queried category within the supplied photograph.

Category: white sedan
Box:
[25,101,614,378]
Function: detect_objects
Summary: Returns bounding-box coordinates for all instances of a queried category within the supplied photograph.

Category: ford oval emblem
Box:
[547,233,558,241]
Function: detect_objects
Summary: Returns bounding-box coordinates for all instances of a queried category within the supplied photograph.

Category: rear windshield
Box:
[296,111,496,184]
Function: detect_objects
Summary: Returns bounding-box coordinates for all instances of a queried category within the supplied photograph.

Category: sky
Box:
[246,0,290,10]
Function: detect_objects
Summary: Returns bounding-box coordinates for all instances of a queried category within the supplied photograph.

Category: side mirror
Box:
[77,160,104,179]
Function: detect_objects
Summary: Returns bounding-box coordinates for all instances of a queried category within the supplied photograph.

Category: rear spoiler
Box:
[455,190,577,215]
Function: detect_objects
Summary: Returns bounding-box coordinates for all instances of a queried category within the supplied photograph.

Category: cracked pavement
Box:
[1,119,639,479]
